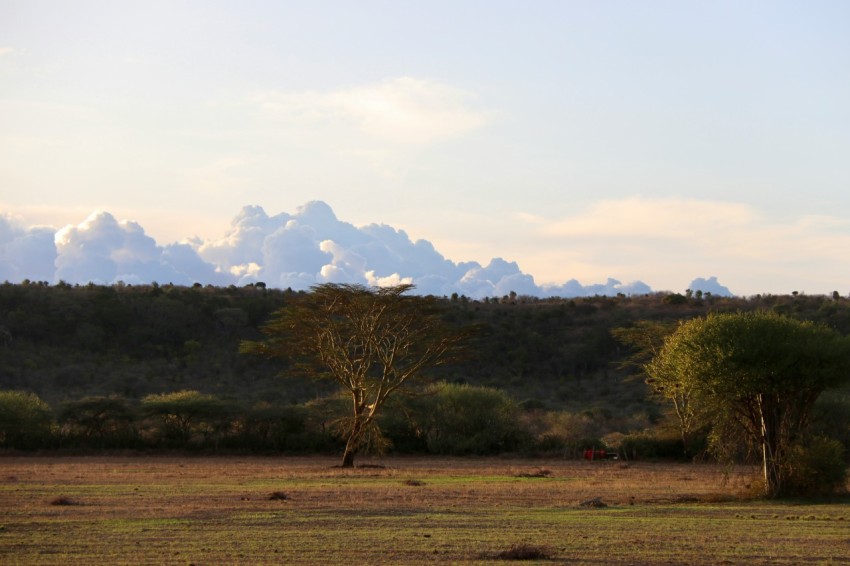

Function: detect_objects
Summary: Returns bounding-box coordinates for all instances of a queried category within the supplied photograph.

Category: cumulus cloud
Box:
[542,278,653,297]
[11,195,850,296]
[688,276,733,297]
[0,214,56,282]
[254,77,491,145]
[190,201,659,297]
[4,201,671,298]
[52,211,228,286]
[197,205,291,270]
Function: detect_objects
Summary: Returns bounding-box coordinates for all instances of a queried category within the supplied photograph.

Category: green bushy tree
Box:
[418,383,527,455]
[0,390,53,449]
[647,311,850,497]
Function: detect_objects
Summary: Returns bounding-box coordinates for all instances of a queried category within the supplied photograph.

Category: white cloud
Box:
[53,211,227,286]
[18,200,818,297]
[229,262,261,279]
[365,271,413,288]
[198,205,291,270]
[254,77,491,146]
[318,239,368,284]
[0,214,56,282]
[0,47,15,58]
[189,202,593,297]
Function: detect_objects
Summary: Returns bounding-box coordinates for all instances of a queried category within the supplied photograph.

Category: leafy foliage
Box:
[647,311,850,497]
[0,390,53,449]
[141,390,238,448]
[785,436,847,496]
[415,383,528,455]
[58,395,138,448]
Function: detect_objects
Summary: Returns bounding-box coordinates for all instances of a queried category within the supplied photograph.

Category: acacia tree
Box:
[241,283,466,467]
[646,311,850,498]
[58,395,137,448]
[141,390,235,448]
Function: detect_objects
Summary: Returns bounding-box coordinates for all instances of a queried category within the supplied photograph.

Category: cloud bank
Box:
[0,202,666,298]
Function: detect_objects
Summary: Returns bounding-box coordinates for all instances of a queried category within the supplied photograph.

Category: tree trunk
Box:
[341,390,367,468]
[341,444,356,468]
[760,398,784,498]
[341,419,361,468]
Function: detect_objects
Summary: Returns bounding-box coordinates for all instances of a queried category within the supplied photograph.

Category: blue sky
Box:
[2,1,850,295]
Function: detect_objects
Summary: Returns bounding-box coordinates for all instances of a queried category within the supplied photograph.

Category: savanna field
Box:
[1,456,849,565]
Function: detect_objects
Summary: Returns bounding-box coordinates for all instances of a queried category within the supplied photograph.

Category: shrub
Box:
[809,394,850,458]
[619,430,686,460]
[234,402,309,452]
[523,409,611,458]
[57,396,140,449]
[140,390,239,449]
[0,390,54,450]
[375,395,430,454]
[785,436,847,496]
[418,383,529,455]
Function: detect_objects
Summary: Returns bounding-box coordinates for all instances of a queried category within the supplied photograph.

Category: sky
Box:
[2,1,850,297]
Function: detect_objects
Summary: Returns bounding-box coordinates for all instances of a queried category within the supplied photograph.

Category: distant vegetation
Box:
[1,280,849,477]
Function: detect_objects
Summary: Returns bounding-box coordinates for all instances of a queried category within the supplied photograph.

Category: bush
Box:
[809,394,850,458]
[376,396,429,454]
[57,396,140,449]
[522,409,612,458]
[619,430,686,460]
[785,436,847,496]
[140,390,238,449]
[418,383,529,455]
[232,402,310,452]
[0,390,54,450]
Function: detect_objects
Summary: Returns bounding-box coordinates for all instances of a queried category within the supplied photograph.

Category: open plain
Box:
[1,456,848,565]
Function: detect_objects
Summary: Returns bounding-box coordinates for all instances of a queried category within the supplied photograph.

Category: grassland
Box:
[1,456,848,565]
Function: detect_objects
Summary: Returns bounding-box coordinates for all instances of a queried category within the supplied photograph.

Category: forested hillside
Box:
[2,281,849,456]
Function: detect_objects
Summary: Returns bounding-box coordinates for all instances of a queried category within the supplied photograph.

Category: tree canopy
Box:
[647,310,850,497]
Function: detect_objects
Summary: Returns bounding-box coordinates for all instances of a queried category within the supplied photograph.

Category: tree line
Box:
[9,279,849,408]
[0,384,611,457]
[2,281,850,495]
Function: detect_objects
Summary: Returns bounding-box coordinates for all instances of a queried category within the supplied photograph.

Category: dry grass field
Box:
[1,456,848,565]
